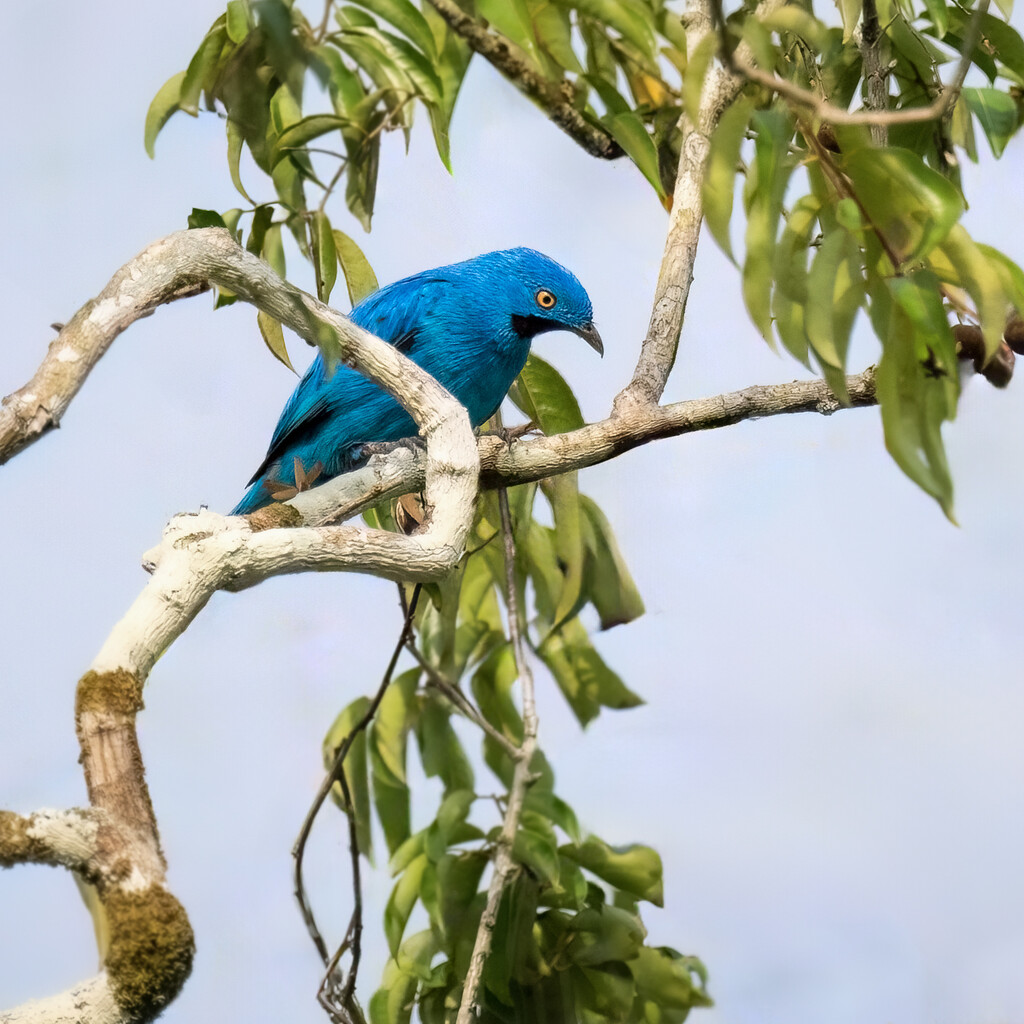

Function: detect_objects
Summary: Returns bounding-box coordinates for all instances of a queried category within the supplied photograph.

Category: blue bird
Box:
[232,248,602,514]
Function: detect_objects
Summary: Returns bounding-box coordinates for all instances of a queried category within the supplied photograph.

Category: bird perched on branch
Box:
[232,248,603,514]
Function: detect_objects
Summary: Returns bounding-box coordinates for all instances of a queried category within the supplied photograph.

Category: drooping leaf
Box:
[144,71,186,158]
[842,145,964,264]
[631,946,714,1013]
[370,667,420,857]
[256,310,295,373]
[742,110,796,343]
[348,0,438,59]
[226,0,252,43]
[704,94,756,263]
[312,210,338,303]
[181,23,228,115]
[385,853,428,956]
[333,228,379,305]
[579,494,645,629]
[510,353,585,436]
[962,86,1020,157]
[323,695,374,860]
[869,271,958,519]
[804,225,865,399]
[561,836,664,906]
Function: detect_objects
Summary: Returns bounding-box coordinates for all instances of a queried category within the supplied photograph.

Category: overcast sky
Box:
[3,2,1024,1022]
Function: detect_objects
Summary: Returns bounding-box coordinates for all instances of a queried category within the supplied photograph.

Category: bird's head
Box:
[470,248,603,356]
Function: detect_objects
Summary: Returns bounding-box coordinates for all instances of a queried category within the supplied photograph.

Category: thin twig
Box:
[859,0,890,147]
[719,0,989,128]
[406,643,522,761]
[455,487,538,1024]
[424,0,622,160]
[292,585,421,1017]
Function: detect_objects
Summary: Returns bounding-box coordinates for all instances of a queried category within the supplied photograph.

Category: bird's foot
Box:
[358,436,426,460]
[264,457,324,501]
[478,421,537,447]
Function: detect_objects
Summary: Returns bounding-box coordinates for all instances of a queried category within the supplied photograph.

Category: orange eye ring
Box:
[536,289,557,310]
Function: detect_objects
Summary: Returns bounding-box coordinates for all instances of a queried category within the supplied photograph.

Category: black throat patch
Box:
[510,313,561,338]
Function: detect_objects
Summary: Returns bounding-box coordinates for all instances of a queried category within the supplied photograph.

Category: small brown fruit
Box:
[952,323,985,363]
[1004,312,1024,355]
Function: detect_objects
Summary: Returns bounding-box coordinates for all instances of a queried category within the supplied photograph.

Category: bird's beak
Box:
[573,322,604,356]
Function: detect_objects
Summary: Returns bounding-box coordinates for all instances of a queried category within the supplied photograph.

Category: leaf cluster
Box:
[310,356,711,1021]
[703,0,1024,516]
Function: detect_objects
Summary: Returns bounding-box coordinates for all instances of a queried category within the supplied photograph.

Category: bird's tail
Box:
[231,478,272,515]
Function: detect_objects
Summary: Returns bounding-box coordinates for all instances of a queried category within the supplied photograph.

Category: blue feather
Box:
[232,248,601,514]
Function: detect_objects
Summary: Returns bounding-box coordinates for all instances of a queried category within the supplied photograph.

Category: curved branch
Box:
[616,0,784,411]
[279,368,878,527]
[3,228,481,1024]
[423,0,623,160]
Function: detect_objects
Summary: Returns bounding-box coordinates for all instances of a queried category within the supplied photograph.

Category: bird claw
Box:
[479,421,537,447]
[264,457,324,501]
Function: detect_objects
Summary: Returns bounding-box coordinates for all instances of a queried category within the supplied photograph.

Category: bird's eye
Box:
[535,289,557,310]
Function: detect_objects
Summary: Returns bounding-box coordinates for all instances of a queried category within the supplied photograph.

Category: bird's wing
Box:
[246,273,452,485]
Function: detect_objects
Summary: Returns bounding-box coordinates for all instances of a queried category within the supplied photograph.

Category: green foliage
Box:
[701,0,1024,516]
[332,359,688,1020]
[157,1,1024,1018]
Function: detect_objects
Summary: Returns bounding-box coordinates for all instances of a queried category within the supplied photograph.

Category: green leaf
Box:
[580,495,644,630]
[509,353,585,435]
[371,668,420,857]
[682,31,717,127]
[562,837,664,906]
[144,71,186,158]
[312,211,338,303]
[370,956,418,1024]
[385,853,428,956]
[962,86,1020,157]
[538,619,642,725]
[742,111,795,343]
[937,224,1011,357]
[226,0,252,43]
[531,0,583,73]
[842,146,964,264]
[870,271,958,519]
[602,110,667,199]
[416,696,475,795]
[436,851,488,947]
[563,0,658,61]
[514,814,561,887]
[181,24,227,115]
[333,228,379,305]
[187,208,226,229]
[804,226,864,397]
[225,118,254,202]
[631,947,714,1011]
[348,0,438,58]
[565,903,645,967]
[261,222,286,278]
[920,0,949,37]
[256,310,295,373]
[246,204,274,255]
[477,0,542,63]
[271,114,350,167]
[703,95,756,263]
[323,695,374,860]
[545,474,585,631]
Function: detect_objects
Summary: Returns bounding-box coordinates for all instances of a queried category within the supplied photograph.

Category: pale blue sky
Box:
[3,2,1024,1022]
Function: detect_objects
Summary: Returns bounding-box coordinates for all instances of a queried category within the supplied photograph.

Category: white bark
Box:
[0,975,118,1024]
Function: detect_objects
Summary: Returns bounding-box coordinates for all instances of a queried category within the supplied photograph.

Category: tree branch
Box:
[719,0,988,130]
[283,368,878,528]
[423,0,623,160]
[615,0,784,411]
[455,488,538,1024]
[2,228,481,1023]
